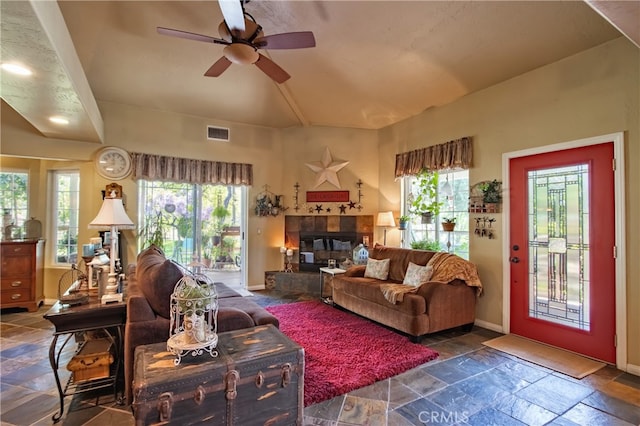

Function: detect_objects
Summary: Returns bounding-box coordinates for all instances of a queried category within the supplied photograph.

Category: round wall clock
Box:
[94,146,132,180]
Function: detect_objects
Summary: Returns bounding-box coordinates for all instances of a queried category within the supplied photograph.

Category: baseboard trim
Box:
[626,363,640,376]
[474,319,503,333]
[248,284,265,291]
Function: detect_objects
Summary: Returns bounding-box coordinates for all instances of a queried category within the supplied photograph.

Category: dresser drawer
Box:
[1,289,33,304]
[0,256,33,278]
[2,277,31,291]
[1,243,34,258]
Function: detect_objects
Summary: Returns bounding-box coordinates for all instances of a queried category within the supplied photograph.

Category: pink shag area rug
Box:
[266,300,439,406]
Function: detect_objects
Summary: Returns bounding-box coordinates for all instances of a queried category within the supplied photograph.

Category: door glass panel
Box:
[138,181,244,289]
[528,164,590,330]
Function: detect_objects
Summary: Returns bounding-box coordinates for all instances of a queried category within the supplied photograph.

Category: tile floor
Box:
[1,290,639,425]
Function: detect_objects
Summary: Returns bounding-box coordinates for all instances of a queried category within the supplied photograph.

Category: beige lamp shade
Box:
[88,194,135,229]
[377,211,395,246]
[376,211,396,228]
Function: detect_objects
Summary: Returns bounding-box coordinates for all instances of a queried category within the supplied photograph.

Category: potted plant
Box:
[211,205,230,245]
[410,239,441,251]
[441,217,456,232]
[397,215,410,230]
[139,211,165,249]
[409,169,443,224]
[202,251,212,268]
[480,179,502,212]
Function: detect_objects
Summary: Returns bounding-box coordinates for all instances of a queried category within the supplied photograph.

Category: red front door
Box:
[509,142,616,363]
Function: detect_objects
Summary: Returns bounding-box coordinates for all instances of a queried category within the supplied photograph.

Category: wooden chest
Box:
[67,338,114,382]
[132,325,304,426]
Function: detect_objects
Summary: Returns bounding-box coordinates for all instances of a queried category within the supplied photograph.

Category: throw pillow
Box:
[364,258,390,280]
[313,239,325,250]
[403,262,433,287]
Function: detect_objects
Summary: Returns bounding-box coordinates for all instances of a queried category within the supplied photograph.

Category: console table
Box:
[44,298,126,423]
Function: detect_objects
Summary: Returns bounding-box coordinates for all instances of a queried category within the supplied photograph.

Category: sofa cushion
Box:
[364,258,390,280]
[369,244,435,282]
[403,262,433,287]
[332,276,427,315]
[136,245,184,319]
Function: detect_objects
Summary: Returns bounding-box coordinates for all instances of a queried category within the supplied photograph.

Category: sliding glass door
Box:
[138,181,246,287]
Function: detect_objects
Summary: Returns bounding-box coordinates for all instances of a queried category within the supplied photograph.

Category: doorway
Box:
[504,133,626,365]
[138,181,247,291]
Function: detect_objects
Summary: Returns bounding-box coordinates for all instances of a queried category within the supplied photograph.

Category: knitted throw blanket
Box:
[427,252,483,295]
[380,252,483,304]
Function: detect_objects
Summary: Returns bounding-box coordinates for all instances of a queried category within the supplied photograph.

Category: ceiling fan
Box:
[157,0,315,83]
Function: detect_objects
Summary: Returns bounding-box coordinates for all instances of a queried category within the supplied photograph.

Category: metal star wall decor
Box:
[305,147,349,189]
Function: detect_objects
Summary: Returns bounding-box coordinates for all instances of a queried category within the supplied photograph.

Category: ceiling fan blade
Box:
[254,32,316,50]
[218,0,245,33]
[204,56,233,77]
[254,54,290,83]
[157,27,227,45]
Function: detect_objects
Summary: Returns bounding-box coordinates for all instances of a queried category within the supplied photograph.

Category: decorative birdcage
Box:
[167,273,219,365]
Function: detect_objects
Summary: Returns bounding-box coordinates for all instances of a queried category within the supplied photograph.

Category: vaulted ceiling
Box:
[1,1,637,144]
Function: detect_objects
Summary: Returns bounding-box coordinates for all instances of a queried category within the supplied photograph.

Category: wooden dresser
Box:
[1,239,45,312]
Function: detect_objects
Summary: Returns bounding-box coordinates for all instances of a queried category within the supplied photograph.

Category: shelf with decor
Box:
[255,185,287,217]
[469,180,502,214]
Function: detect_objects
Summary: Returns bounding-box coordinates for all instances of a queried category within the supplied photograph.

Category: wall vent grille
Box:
[207,126,230,141]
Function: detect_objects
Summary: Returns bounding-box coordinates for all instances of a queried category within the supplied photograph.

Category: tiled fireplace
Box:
[284,215,374,272]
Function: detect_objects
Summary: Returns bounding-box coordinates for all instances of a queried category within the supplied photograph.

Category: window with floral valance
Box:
[394,136,473,177]
[395,137,472,258]
[130,152,253,186]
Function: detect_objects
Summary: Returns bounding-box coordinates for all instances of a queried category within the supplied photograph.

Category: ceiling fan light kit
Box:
[158,0,315,83]
[224,43,259,65]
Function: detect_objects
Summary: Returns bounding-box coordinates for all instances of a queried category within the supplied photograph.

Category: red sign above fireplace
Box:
[306,191,350,203]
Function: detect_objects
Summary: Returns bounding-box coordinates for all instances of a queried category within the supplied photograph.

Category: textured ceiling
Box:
[1,1,635,144]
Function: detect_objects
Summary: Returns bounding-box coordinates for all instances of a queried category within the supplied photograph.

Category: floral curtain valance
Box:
[394,136,473,178]
[130,152,253,185]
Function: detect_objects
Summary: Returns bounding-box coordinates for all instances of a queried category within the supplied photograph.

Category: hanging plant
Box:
[441,217,456,232]
[409,169,443,221]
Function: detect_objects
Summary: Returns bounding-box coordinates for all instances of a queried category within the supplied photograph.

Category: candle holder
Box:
[285,248,294,273]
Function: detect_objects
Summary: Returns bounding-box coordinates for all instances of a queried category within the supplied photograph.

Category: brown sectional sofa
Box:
[124,245,278,404]
[332,244,479,341]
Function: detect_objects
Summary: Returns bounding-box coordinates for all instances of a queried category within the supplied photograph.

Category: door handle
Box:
[510,257,520,263]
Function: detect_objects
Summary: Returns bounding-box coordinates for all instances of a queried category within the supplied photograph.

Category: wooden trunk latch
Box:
[225,370,240,400]
[281,363,292,388]
[157,392,173,422]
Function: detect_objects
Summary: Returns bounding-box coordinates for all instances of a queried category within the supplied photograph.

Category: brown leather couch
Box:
[332,244,478,341]
[124,245,278,404]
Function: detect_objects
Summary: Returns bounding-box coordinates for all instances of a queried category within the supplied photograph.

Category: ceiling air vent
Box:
[207,126,230,141]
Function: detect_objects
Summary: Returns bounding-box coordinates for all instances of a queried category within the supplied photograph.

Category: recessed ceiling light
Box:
[1,63,32,76]
[49,116,69,125]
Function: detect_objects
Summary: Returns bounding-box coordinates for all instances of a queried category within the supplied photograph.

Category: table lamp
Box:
[89,184,135,304]
[376,211,395,246]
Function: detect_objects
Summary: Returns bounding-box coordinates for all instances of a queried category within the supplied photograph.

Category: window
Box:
[52,171,80,264]
[403,169,469,259]
[0,171,29,230]
[138,180,243,266]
